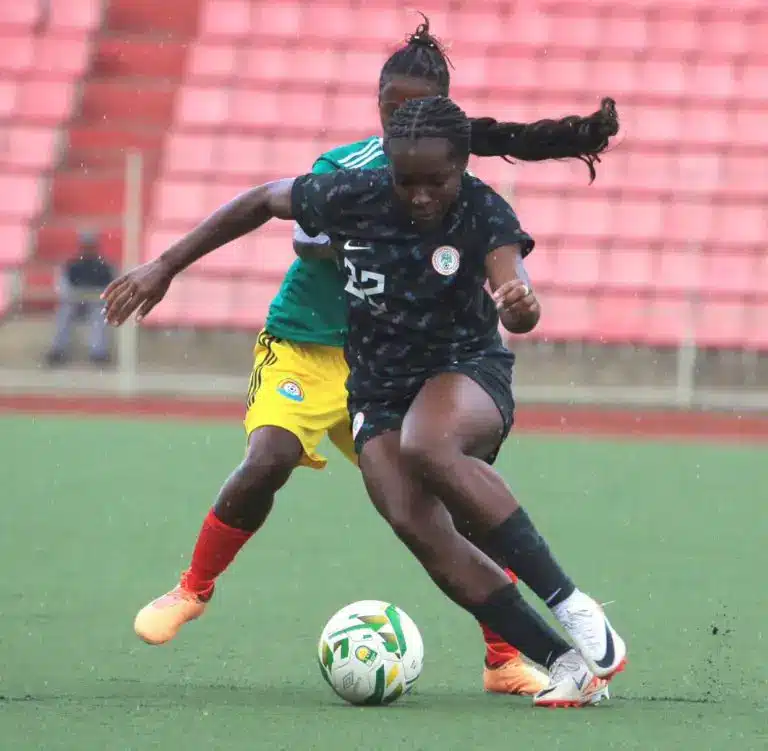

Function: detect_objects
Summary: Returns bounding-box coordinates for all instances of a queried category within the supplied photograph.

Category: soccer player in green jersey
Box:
[129,17,618,696]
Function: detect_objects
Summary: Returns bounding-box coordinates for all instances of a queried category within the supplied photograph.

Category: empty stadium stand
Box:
[0,0,105,312]
[5,0,767,348]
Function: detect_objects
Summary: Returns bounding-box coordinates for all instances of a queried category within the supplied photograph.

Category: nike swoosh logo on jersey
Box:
[594,623,616,669]
[344,240,372,251]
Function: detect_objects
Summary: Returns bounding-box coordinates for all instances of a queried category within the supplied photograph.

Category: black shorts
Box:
[348,350,515,465]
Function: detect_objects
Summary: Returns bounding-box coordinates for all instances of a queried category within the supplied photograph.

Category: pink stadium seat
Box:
[743,304,768,352]
[199,0,250,38]
[713,205,766,247]
[0,35,34,74]
[251,2,303,39]
[645,299,694,348]
[163,133,217,176]
[528,290,592,342]
[602,248,655,292]
[187,44,239,81]
[551,244,601,291]
[594,293,650,345]
[695,300,747,349]
[702,251,760,297]
[48,0,102,31]
[15,80,74,124]
[35,36,90,78]
[0,4,40,30]
[654,249,704,295]
[0,80,17,118]
[2,126,58,171]
[0,221,28,267]
[155,180,208,225]
[0,174,41,219]
[176,87,230,127]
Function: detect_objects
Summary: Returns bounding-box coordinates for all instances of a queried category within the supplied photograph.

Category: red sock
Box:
[482,568,521,667]
[180,509,254,600]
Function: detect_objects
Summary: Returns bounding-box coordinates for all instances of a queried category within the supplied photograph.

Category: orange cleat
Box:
[134,585,209,645]
[483,653,549,695]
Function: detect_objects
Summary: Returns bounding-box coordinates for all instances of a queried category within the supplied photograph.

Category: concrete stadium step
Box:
[105,0,200,37]
[92,36,187,80]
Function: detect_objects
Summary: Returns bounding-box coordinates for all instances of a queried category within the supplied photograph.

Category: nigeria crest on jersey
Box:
[431,246,461,276]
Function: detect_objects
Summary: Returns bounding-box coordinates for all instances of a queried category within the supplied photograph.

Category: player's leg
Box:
[450,511,546,694]
[359,431,607,707]
[399,369,627,681]
[134,334,334,645]
[335,395,542,695]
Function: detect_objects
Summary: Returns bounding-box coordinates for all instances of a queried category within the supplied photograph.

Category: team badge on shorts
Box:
[352,412,365,439]
[277,379,304,402]
[432,246,461,276]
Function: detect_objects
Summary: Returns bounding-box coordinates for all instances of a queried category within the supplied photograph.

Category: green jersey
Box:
[264,136,387,347]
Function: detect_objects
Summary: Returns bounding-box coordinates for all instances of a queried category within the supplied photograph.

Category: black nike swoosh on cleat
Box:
[573,674,587,690]
[594,623,616,670]
[535,687,557,698]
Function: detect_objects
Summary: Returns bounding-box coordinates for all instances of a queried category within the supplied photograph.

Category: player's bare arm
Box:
[102,179,296,326]
[486,244,541,334]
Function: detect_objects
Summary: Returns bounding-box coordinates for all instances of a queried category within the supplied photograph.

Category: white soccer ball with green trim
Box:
[317,600,424,705]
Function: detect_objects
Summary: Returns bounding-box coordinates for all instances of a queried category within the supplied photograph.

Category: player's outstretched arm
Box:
[102,179,296,325]
[487,244,541,334]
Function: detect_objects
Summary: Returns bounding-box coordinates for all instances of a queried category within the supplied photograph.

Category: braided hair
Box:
[379,13,453,96]
[385,94,619,182]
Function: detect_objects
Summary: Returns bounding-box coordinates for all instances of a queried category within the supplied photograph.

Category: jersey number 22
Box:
[344,258,386,312]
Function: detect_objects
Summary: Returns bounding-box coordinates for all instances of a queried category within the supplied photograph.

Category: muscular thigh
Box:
[402,372,506,461]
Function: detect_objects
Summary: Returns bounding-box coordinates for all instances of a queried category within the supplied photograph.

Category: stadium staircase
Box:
[21,0,202,312]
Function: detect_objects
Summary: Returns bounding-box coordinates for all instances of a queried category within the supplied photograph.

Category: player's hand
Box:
[492,280,541,333]
[492,279,538,315]
[101,258,174,326]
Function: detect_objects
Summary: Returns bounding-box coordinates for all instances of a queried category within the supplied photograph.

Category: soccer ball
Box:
[317,600,424,706]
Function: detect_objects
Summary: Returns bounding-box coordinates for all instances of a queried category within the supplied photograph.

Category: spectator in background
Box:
[45,230,115,367]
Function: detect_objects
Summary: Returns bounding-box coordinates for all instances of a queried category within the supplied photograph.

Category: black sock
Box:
[487,508,575,607]
[467,584,570,669]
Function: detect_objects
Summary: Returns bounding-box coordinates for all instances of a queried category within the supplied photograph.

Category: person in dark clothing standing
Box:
[46,230,115,366]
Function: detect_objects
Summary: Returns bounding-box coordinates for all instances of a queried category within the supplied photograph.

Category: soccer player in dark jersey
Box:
[115,16,619,699]
[104,93,626,707]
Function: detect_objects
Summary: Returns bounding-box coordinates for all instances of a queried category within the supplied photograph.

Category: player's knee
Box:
[238,449,295,495]
[399,433,455,482]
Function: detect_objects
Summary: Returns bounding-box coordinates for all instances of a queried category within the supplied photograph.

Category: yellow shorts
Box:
[243,329,356,469]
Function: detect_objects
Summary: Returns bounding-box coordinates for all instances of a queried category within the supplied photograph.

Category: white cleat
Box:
[533,649,611,708]
[553,591,627,679]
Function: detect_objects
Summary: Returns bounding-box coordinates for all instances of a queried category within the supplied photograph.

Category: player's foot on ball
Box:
[552,590,627,679]
[533,650,610,708]
[483,654,549,695]
[134,585,210,645]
